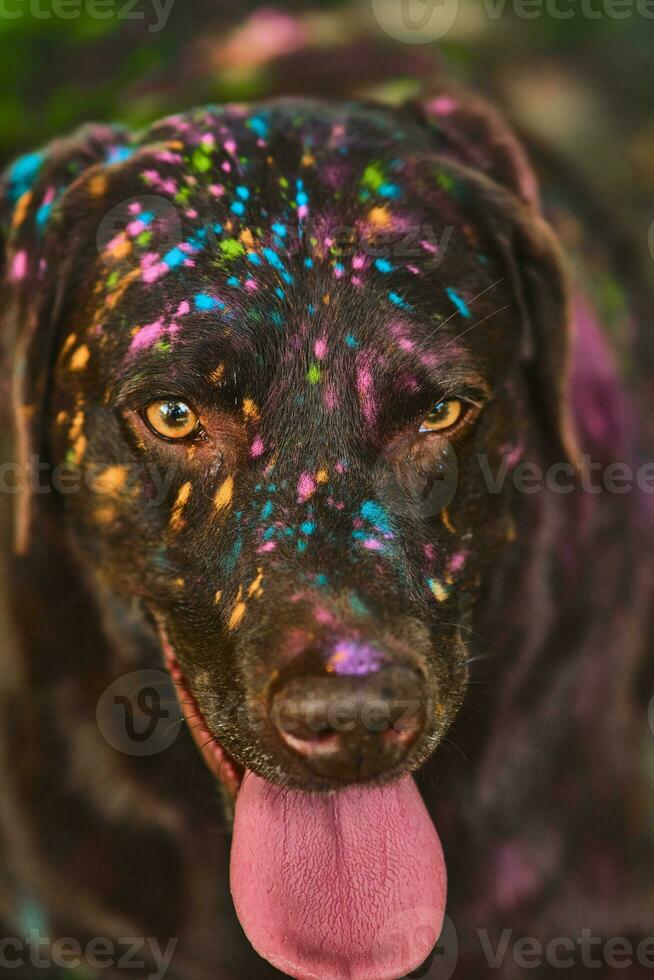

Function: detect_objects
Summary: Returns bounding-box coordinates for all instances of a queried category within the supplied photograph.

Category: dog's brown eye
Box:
[144,400,200,441]
[419,399,463,433]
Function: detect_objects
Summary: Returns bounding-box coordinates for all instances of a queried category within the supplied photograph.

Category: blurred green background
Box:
[0,0,652,257]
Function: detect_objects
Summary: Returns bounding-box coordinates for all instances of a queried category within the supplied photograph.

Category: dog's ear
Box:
[407,88,540,208]
[0,124,130,554]
[407,89,581,468]
[490,195,582,471]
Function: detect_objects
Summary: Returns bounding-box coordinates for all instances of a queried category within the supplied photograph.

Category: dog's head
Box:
[1,94,575,794]
[1,92,583,980]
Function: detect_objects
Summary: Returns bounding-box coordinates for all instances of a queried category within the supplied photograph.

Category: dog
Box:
[0,89,652,980]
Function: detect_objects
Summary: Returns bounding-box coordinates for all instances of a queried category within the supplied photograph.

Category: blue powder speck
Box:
[445,287,472,319]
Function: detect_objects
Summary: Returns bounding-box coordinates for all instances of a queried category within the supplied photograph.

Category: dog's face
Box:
[3,97,573,793]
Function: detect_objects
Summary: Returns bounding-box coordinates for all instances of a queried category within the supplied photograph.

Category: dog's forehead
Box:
[72,101,511,404]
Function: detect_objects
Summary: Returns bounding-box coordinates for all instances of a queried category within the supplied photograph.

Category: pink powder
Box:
[429,96,458,116]
[357,363,378,425]
[11,251,27,281]
[250,436,265,458]
[129,318,166,353]
[297,472,316,503]
[449,551,468,574]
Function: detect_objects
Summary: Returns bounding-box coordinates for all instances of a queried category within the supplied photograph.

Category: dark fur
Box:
[0,91,652,979]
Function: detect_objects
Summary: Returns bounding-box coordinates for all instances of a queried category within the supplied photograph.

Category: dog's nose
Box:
[270,666,427,782]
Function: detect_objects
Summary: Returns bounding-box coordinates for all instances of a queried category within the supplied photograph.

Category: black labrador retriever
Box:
[0,89,651,979]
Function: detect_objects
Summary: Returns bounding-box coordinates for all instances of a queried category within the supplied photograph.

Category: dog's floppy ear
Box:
[407,87,540,208]
[407,89,581,468]
[0,124,130,554]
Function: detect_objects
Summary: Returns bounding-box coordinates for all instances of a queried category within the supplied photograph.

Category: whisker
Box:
[436,304,510,353]
[421,277,505,345]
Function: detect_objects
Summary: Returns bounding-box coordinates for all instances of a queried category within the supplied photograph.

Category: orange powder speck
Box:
[214,475,234,514]
[95,504,117,525]
[68,410,85,442]
[429,579,449,603]
[108,236,131,261]
[316,468,329,484]
[70,345,90,371]
[329,649,347,668]
[13,191,32,229]
[60,333,77,361]
[93,465,128,495]
[243,398,260,421]
[89,174,107,198]
[71,435,87,465]
[369,206,390,228]
[247,567,264,598]
[229,601,247,630]
[170,481,192,531]
[210,363,225,384]
[441,509,456,534]
[106,267,140,310]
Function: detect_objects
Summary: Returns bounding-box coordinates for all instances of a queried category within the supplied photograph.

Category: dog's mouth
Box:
[162,637,244,798]
[160,626,447,980]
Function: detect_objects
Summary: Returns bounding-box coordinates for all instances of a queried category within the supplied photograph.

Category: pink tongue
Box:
[230,772,446,980]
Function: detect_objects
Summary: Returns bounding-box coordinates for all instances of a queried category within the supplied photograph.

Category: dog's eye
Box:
[419,399,464,433]
[144,400,201,441]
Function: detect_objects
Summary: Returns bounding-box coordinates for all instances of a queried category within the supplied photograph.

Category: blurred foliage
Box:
[0,0,651,228]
